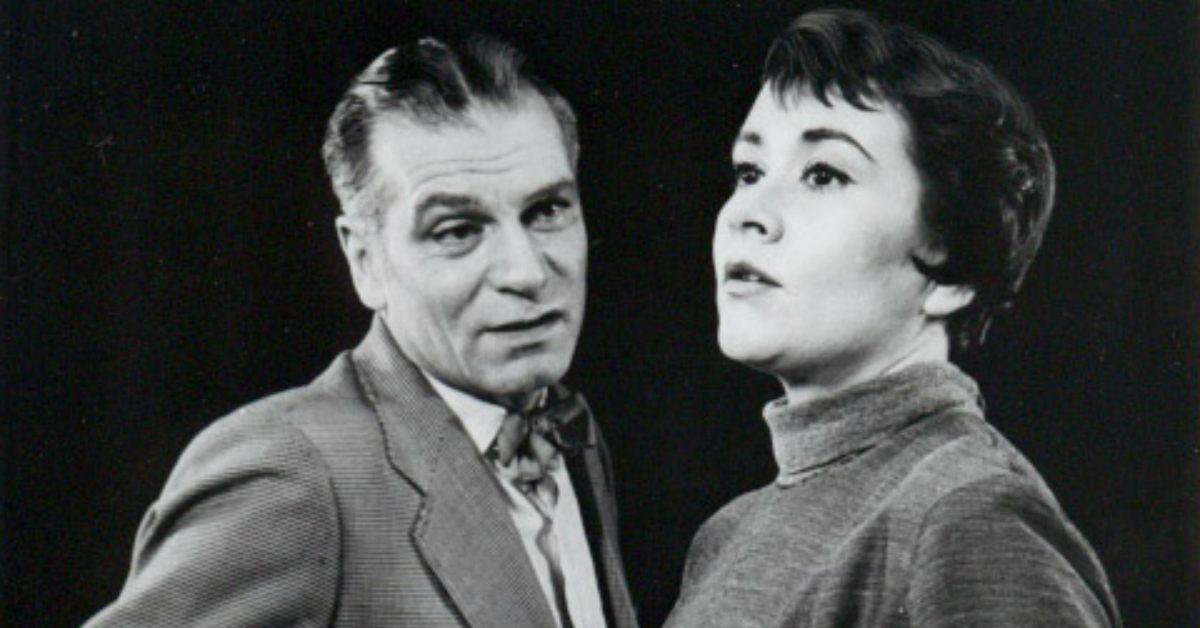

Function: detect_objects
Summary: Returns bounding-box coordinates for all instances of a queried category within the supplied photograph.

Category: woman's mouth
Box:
[724,261,781,287]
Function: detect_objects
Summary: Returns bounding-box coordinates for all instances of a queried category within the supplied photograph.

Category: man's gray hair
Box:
[321,35,579,229]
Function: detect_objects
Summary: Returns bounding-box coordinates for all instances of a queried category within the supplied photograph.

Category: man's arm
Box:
[907,475,1120,628]
[85,411,340,628]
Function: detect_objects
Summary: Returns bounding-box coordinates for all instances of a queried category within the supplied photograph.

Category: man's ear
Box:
[336,215,387,311]
[922,283,976,318]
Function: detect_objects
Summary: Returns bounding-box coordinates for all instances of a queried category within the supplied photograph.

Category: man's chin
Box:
[471,353,572,401]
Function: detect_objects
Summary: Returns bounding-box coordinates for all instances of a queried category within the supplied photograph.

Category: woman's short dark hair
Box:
[765,8,1055,353]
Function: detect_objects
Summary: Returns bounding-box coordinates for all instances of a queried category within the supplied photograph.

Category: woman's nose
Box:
[720,193,783,243]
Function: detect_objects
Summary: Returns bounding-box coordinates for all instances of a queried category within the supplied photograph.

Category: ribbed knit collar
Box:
[763,362,982,487]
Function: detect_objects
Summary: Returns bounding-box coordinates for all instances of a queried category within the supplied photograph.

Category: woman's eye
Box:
[801,163,851,189]
[734,162,763,186]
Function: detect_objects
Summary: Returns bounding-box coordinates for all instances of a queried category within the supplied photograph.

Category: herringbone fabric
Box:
[85,317,638,628]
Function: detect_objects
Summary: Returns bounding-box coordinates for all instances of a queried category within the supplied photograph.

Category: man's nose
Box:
[492,224,550,297]
[720,192,783,243]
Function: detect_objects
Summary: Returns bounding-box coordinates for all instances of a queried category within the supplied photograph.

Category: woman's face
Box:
[713,85,936,389]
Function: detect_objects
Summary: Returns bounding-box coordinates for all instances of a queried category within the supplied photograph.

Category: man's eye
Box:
[734,162,763,186]
[429,221,482,247]
[801,163,851,190]
[525,198,575,230]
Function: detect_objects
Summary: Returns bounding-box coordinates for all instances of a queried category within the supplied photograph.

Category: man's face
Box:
[342,99,586,404]
[713,85,936,388]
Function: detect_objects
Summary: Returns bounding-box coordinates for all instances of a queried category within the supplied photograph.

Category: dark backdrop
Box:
[5,2,1197,626]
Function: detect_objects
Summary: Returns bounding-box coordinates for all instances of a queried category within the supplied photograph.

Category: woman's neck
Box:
[778,326,951,407]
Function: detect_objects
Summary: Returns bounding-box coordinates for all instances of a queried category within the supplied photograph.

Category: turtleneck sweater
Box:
[665,362,1120,628]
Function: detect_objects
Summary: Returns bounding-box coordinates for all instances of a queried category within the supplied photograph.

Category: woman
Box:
[665,9,1121,628]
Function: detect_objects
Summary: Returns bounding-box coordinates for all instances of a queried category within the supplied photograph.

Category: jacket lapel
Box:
[571,424,640,628]
[351,317,559,628]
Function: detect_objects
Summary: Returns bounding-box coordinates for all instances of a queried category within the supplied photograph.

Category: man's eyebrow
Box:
[802,128,876,162]
[523,178,578,205]
[414,193,483,216]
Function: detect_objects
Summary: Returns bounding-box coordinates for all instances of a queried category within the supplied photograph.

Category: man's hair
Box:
[764,9,1055,353]
[322,36,579,229]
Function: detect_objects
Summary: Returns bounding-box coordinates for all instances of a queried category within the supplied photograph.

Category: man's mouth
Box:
[487,311,566,333]
[724,261,781,287]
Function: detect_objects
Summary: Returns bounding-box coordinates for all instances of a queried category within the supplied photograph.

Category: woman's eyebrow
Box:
[801,128,876,162]
[733,131,762,150]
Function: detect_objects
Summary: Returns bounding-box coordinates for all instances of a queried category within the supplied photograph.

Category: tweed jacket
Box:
[86,317,638,627]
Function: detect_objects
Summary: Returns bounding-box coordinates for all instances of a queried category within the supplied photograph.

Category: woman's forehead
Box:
[735,84,911,160]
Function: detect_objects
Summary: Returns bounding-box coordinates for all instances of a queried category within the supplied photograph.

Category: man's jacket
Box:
[86,317,638,627]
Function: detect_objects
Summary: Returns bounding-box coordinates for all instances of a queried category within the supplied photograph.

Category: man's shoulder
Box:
[168,350,380,487]
[237,350,375,439]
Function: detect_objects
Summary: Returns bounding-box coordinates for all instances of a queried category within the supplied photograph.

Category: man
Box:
[86,36,637,627]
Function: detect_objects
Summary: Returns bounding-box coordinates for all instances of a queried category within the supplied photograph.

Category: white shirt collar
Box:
[420,372,510,454]
[420,372,605,627]
[420,371,549,455]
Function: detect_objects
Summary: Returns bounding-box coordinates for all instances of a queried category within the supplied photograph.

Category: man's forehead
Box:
[369,102,571,192]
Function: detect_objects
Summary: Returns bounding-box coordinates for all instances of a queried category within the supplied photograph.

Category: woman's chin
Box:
[717,330,781,372]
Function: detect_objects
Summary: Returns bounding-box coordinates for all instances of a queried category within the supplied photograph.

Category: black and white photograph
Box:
[5,2,1197,626]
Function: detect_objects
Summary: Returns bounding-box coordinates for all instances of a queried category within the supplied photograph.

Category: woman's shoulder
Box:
[891,411,1106,572]
[683,484,775,556]
[698,483,774,535]
[890,409,1057,511]
[900,420,1121,626]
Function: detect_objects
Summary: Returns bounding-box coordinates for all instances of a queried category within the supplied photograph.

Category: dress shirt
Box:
[423,373,607,628]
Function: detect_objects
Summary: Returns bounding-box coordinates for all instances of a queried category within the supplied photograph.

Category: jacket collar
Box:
[421,370,510,455]
[350,316,561,628]
[764,361,982,486]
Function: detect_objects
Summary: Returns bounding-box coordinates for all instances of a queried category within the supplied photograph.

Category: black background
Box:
[5,2,1198,626]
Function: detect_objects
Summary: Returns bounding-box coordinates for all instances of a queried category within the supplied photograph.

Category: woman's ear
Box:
[912,237,974,319]
[922,283,975,318]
